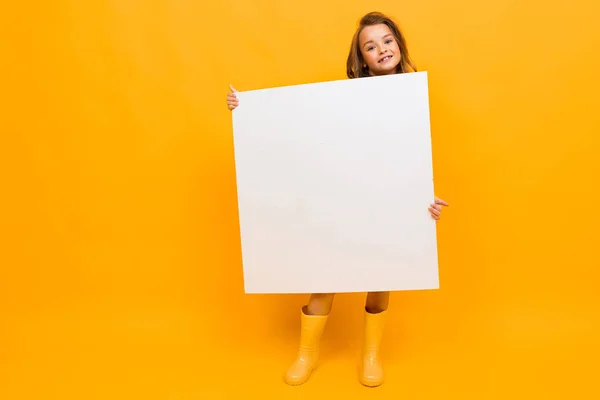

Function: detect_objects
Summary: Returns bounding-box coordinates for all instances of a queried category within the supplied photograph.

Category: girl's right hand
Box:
[226,84,239,111]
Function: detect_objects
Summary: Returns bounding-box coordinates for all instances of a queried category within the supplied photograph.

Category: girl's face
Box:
[358,24,401,76]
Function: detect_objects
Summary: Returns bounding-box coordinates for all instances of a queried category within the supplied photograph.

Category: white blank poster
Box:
[232,72,439,294]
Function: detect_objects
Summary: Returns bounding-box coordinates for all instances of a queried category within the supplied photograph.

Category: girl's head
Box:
[346,12,417,79]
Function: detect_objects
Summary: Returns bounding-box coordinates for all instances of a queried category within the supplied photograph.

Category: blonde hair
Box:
[346,11,417,78]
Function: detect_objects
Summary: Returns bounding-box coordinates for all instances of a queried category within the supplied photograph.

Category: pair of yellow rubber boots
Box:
[283,306,387,387]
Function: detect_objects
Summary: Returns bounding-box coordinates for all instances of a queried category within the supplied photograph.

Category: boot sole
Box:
[360,379,383,387]
[283,365,318,386]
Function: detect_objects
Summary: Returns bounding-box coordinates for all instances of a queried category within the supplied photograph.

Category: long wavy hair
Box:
[346,12,417,79]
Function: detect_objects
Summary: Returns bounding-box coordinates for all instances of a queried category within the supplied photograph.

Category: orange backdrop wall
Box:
[1,1,599,399]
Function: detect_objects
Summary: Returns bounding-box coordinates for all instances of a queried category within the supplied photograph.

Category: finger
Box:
[429,203,441,211]
[429,207,441,216]
[229,84,238,93]
[435,198,449,206]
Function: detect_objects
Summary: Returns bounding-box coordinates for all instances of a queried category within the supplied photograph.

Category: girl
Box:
[226,11,449,387]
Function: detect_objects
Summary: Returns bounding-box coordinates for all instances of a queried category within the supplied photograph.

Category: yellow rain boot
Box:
[283,306,328,385]
[359,308,387,387]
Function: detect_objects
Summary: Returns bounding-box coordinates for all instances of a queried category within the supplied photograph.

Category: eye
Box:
[367,45,375,51]
[385,39,393,44]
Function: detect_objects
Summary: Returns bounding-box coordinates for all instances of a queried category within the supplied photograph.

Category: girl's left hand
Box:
[429,198,449,221]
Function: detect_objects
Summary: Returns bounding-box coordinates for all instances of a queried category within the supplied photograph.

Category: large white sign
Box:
[232,72,439,294]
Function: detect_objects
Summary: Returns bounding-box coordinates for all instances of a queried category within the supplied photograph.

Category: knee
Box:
[312,293,335,300]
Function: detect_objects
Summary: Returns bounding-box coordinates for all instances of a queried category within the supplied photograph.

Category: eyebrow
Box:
[362,34,394,48]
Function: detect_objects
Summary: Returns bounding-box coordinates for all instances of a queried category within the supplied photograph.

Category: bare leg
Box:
[365,291,389,313]
[306,293,336,315]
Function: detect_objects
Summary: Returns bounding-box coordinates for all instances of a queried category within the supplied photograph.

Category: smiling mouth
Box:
[378,55,393,63]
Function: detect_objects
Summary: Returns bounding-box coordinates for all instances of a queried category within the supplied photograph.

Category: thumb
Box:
[435,197,450,206]
[229,84,238,93]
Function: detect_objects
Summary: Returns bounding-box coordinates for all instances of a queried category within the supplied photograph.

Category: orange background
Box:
[1,1,599,399]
